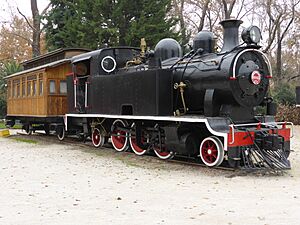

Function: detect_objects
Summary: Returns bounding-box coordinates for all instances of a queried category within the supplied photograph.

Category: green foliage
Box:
[44,0,178,50]
[123,0,178,47]
[0,61,22,118]
[271,83,296,106]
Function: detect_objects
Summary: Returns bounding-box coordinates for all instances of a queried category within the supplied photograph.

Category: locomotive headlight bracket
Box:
[242,26,262,44]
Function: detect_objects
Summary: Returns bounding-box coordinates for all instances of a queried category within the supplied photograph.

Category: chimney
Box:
[220,19,243,53]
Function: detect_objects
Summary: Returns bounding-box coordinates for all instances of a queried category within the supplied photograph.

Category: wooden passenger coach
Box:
[5,48,89,134]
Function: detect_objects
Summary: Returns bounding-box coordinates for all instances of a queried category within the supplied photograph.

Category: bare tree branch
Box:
[41,2,51,16]
[222,0,228,19]
[10,32,32,44]
[198,0,210,31]
[280,17,294,43]
[236,0,245,19]
[264,13,283,53]
[16,7,35,31]
[185,16,200,31]
[287,74,300,81]
[228,0,237,17]
[8,23,31,43]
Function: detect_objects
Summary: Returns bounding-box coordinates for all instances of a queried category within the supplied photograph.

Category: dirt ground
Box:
[0,127,299,225]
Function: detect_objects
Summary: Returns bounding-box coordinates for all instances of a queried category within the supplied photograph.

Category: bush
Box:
[275,104,300,125]
[272,83,296,105]
[0,97,6,118]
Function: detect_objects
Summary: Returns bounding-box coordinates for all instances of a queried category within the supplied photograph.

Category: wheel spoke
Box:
[111,120,129,152]
[200,137,224,167]
[92,128,103,147]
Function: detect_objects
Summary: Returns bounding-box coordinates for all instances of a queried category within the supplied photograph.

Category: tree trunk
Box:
[197,0,210,32]
[221,0,237,19]
[276,26,282,85]
[31,0,41,57]
[179,0,188,46]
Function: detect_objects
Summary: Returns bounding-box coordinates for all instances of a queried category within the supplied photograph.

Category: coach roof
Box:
[4,58,70,79]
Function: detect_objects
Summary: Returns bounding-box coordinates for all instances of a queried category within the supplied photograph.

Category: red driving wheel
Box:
[92,128,104,147]
[111,119,129,152]
[200,136,224,167]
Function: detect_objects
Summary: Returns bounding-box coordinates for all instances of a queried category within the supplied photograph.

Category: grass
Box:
[11,137,38,144]
[0,122,22,129]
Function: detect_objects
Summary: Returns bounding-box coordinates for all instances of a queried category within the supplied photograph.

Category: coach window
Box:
[39,74,43,96]
[12,81,15,98]
[33,79,37,96]
[17,81,20,97]
[13,79,19,98]
[59,80,67,94]
[7,81,11,99]
[39,80,43,95]
[27,80,31,96]
[49,80,56,94]
[22,78,26,97]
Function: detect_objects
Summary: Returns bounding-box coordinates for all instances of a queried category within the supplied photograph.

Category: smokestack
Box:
[220,19,243,52]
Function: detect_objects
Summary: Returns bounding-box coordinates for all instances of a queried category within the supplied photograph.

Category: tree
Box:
[170,0,190,46]
[220,0,237,19]
[123,0,178,47]
[45,0,113,50]
[0,61,22,117]
[254,0,300,84]
[0,16,32,62]
[184,0,210,32]
[17,0,50,57]
[44,0,177,50]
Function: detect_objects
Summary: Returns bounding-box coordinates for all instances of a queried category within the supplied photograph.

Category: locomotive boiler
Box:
[64,19,292,169]
[154,20,271,122]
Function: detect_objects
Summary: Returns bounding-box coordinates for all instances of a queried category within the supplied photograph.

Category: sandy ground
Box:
[0,128,299,225]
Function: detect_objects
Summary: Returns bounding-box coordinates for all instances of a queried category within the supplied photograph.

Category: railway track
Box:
[12,130,283,176]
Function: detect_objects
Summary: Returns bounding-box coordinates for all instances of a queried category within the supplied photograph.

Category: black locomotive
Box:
[64,19,292,169]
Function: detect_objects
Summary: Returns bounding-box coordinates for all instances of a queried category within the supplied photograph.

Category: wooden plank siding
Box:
[6,63,72,117]
[46,64,71,116]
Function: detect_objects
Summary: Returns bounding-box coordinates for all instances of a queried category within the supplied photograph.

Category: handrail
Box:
[229,121,294,144]
[232,49,273,79]
[229,124,235,145]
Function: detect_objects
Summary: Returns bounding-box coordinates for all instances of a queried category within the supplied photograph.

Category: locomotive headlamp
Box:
[242,26,262,44]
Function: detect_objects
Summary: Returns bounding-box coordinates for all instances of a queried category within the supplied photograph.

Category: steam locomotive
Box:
[56,19,292,169]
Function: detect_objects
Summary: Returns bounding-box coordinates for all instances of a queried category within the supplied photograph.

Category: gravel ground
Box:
[0,127,299,225]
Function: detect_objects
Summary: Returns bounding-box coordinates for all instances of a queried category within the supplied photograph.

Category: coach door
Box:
[74,61,90,113]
